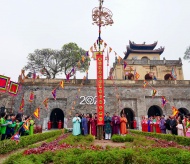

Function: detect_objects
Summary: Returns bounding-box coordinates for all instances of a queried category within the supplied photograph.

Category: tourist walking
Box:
[104,112,112,140]
[72,113,81,136]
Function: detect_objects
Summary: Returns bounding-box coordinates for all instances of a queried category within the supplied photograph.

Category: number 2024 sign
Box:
[79,96,106,105]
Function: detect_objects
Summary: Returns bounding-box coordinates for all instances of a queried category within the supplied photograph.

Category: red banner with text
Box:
[96,53,104,125]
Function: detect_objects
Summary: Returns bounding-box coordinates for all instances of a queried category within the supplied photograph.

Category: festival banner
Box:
[161,96,167,107]
[96,53,104,125]
[8,81,20,96]
[152,89,157,98]
[0,75,10,92]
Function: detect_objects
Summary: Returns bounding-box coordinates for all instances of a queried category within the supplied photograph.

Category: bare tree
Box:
[24,43,90,79]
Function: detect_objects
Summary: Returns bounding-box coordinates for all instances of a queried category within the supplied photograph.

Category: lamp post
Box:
[92,0,113,140]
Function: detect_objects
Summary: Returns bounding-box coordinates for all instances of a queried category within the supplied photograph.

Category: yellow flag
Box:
[60,80,64,88]
[33,107,40,119]
[23,120,29,130]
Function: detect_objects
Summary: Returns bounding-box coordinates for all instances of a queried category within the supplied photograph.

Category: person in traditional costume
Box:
[89,114,97,138]
[78,113,83,135]
[186,118,190,137]
[72,113,81,136]
[170,116,177,135]
[152,116,156,132]
[29,116,34,135]
[81,114,88,135]
[94,113,98,137]
[176,119,184,136]
[165,116,172,134]
[0,112,10,140]
[147,117,152,132]
[86,113,90,134]
[112,112,120,135]
[120,113,127,136]
[104,112,112,140]
[159,115,166,134]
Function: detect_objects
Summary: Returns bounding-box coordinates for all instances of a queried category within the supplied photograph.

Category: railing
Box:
[22,79,190,86]
[119,59,181,65]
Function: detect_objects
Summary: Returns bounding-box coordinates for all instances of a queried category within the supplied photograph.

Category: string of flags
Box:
[143,80,179,117]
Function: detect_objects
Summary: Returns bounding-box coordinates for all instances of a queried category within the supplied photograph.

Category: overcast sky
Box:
[0,0,189,82]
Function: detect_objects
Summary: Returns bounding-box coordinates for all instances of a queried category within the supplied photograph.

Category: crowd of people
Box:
[141,114,190,137]
[72,112,128,139]
[0,112,35,141]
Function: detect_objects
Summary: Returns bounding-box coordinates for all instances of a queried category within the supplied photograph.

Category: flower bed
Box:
[0,130,63,154]
[4,147,190,164]
[130,130,190,146]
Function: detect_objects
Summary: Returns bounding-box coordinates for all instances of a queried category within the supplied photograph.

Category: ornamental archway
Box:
[147,105,163,118]
[50,108,64,128]
[120,108,135,129]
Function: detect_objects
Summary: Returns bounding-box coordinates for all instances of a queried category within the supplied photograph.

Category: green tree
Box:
[24,42,90,79]
[184,46,190,61]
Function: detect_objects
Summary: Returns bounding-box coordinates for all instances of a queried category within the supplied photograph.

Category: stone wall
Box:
[1,79,190,129]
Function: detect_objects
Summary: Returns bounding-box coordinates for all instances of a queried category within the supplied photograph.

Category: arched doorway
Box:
[147,105,163,118]
[145,73,153,80]
[126,73,134,80]
[164,74,173,80]
[178,108,189,116]
[50,108,64,128]
[120,108,135,129]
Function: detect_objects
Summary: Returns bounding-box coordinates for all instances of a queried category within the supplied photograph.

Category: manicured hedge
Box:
[4,147,190,164]
[111,134,134,142]
[130,130,190,146]
[0,130,63,154]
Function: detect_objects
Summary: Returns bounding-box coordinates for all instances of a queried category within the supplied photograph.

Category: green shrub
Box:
[0,130,63,154]
[4,147,190,164]
[59,134,94,146]
[130,130,190,146]
[111,134,134,142]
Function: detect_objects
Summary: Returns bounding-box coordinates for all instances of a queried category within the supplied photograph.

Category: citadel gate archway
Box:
[147,105,163,118]
[50,108,64,128]
[178,108,189,116]
[120,108,135,129]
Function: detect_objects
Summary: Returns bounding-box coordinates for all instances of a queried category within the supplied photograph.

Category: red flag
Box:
[19,96,24,112]
[29,91,34,102]
[43,98,49,109]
